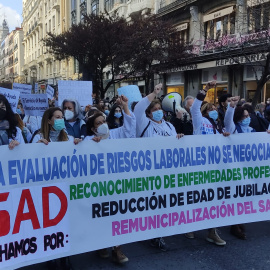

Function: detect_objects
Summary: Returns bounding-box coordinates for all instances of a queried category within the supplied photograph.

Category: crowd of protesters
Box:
[0,81,270,269]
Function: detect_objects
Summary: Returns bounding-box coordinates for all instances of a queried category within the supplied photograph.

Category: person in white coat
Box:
[84,95,133,264]
[133,83,183,251]
[189,81,229,246]
[84,95,136,141]
[134,83,183,139]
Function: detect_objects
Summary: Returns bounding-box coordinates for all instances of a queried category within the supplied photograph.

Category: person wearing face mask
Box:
[224,97,256,240]
[133,84,183,251]
[61,99,87,139]
[0,94,25,149]
[84,95,135,264]
[224,97,255,134]
[85,95,135,141]
[134,83,184,139]
[31,107,82,145]
[106,104,123,129]
[188,82,229,246]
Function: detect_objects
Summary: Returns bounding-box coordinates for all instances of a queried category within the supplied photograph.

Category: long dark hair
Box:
[106,104,123,129]
[86,112,105,136]
[233,106,246,124]
[0,94,18,139]
[40,107,68,141]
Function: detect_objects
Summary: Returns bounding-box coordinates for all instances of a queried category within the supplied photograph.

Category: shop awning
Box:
[203,6,234,22]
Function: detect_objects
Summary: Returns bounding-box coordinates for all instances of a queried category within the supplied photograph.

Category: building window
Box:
[71,0,76,11]
[91,0,99,15]
[80,1,87,21]
[204,12,235,40]
[105,0,114,11]
[248,3,269,33]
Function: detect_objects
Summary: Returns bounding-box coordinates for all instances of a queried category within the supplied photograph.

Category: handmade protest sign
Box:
[46,85,54,100]
[13,83,32,95]
[1,133,270,269]
[20,94,48,116]
[0,87,20,112]
[58,80,92,107]
[117,85,142,110]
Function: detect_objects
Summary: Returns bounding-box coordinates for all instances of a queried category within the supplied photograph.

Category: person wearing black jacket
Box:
[242,104,269,132]
[170,96,194,135]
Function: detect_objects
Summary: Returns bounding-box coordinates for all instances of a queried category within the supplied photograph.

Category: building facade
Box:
[157,0,270,102]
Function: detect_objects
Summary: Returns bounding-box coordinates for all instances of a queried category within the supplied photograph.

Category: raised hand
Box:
[229,96,240,108]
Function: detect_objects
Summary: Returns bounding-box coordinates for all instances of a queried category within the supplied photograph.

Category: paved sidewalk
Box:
[22,221,270,270]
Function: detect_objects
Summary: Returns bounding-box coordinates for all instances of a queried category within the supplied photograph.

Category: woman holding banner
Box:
[133,83,184,252]
[84,95,135,264]
[85,95,135,141]
[32,107,82,145]
[61,98,87,139]
[224,96,255,240]
[0,94,25,149]
[189,81,229,245]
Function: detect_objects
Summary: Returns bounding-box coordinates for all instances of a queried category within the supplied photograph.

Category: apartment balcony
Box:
[158,0,197,15]
[29,59,37,69]
[127,0,154,16]
[53,0,60,11]
[37,55,44,65]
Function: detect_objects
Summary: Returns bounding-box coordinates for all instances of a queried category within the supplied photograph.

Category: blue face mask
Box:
[53,119,65,131]
[208,110,218,121]
[152,110,163,122]
[114,112,122,118]
[240,117,251,127]
[104,110,109,116]
[16,109,22,115]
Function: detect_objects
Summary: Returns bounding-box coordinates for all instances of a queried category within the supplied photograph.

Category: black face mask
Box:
[0,108,7,121]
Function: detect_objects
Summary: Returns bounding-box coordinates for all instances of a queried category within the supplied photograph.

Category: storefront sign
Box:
[216,53,268,66]
[203,6,234,22]
[176,23,188,31]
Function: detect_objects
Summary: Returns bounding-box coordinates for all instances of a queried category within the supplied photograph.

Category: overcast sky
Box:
[0,0,22,32]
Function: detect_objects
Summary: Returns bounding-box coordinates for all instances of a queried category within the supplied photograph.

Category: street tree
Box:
[44,13,189,97]
[124,14,189,93]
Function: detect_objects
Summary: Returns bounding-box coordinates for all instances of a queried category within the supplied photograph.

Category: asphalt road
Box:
[21,221,270,270]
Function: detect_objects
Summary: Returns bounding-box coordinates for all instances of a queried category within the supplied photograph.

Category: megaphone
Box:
[161,92,190,121]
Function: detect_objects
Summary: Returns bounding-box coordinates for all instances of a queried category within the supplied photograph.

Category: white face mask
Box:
[64,110,74,121]
[96,123,109,136]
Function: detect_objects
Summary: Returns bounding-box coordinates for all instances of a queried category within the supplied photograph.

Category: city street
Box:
[22,221,270,270]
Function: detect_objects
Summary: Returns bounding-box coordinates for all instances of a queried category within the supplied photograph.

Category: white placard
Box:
[46,85,54,99]
[20,94,48,116]
[117,85,142,110]
[0,87,20,112]
[13,83,32,95]
[58,80,93,107]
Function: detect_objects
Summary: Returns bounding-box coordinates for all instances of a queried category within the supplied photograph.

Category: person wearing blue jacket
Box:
[61,98,87,138]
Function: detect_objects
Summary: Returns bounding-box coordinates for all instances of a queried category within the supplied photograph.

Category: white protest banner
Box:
[1,133,270,269]
[20,94,48,116]
[58,80,92,107]
[0,87,20,113]
[117,85,142,110]
[46,85,54,100]
[13,83,32,95]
